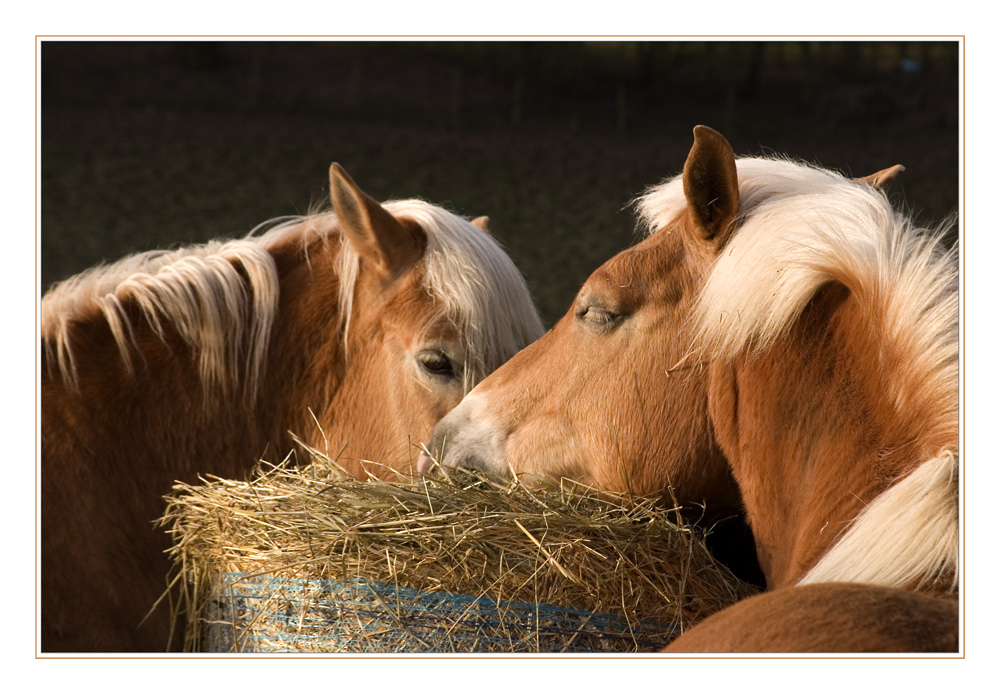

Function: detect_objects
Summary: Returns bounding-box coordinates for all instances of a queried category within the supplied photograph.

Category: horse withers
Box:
[422,126,958,652]
[40,164,543,652]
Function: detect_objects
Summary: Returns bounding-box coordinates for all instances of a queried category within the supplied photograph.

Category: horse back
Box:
[663,583,958,653]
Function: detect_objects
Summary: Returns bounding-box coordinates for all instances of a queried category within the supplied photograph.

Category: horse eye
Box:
[418,350,458,379]
[577,305,621,330]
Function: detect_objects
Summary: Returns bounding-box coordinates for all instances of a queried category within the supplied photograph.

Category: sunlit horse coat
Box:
[41,164,543,652]
[423,127,958,651]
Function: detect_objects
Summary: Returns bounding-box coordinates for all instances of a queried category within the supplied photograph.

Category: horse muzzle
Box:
[418,394,508,476]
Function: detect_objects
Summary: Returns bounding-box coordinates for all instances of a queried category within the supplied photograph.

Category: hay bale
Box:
[161,446,757,653]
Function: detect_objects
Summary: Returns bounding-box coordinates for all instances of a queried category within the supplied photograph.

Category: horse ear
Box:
[471,216,491,234]
[329,163,425,276]
[683,125,740,247]
[855,164,905,189]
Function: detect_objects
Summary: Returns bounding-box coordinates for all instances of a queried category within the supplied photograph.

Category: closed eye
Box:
[576,304,623,331]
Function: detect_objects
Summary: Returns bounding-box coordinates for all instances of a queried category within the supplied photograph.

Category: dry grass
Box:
[161,444,758,653]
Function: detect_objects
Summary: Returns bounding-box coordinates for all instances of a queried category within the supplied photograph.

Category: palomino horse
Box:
[417,131,754,580]
[422,127,958,651]
[41,164,543,652]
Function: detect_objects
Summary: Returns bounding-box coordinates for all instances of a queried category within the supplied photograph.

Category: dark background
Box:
[41,41,959,326]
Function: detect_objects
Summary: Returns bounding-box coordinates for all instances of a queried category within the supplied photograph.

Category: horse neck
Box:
[712,283,958,591]
[246,233,357,464]
[257,236,417,477]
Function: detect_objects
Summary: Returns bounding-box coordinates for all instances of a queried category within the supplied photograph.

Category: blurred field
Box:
[41,41,959,326]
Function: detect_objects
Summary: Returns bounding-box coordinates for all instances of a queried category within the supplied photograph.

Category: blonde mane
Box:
[799,451,959,593]
[638,158,957,379]
[41,236,281,397]
[41,200,542,397]
[350,200,543,393]
[638,156,959,594]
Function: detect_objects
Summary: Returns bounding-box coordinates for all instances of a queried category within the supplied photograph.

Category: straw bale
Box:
[161,446,758,653]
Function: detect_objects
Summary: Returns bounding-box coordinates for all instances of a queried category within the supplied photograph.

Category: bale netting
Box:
[161,448,758,653]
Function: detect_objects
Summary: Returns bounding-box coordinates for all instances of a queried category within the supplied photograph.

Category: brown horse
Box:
[422,127,959,651]
[41,164,544,652]
[663,127,958,652]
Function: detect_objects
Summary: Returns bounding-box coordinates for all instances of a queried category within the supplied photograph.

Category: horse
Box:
[420,126,959,652]
[416,129,755,581]
[40,163,544,653]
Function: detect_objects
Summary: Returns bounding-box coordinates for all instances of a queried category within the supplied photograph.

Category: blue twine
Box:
[205,573,680,653]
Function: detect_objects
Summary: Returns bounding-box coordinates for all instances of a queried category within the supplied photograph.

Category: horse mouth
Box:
[416,436,506,477]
